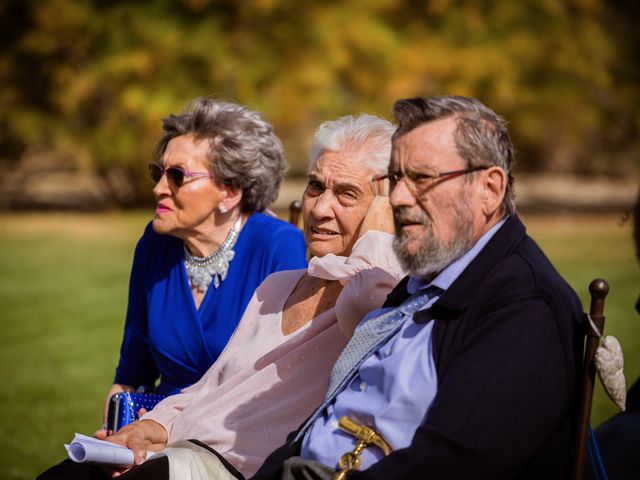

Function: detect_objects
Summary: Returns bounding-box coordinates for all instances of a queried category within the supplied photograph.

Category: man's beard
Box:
[392,202,475,278]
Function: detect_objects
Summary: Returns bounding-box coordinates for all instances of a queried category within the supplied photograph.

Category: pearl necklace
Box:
[183,217,242,292]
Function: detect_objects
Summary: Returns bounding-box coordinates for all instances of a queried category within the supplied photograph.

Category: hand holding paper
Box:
[64,419,168,470]
[65,433,144,467]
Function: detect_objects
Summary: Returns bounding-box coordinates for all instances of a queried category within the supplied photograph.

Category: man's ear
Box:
[482,166,507,217]
[219,184,243,213]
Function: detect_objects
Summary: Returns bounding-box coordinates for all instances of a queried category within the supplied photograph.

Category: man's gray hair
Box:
[309,113,396,175]
[392,96,516,215]
[154,97,286,213]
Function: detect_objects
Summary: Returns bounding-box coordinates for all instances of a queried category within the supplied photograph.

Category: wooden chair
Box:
[571,278,610,480]
[289,200,302,228]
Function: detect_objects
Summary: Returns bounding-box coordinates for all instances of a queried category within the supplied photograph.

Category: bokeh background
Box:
[0,1,638,479]
[1,0,639,206]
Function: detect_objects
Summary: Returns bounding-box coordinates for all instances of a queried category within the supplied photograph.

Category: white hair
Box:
[308,113,395,175]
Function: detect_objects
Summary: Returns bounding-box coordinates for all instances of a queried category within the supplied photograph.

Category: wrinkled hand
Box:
[96,419,168,477]
[92,428,129,477]
[93,427,111,439]
[371,175,390,197]
[360,195,394,237]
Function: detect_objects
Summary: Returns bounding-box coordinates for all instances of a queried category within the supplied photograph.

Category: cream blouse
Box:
[144,231,405,477]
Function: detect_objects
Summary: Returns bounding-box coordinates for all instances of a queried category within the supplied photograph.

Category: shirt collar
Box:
[407,217,507,295]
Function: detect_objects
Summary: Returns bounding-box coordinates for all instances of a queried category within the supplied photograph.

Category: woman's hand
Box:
[96,419,168,477]
[359,195,394,237]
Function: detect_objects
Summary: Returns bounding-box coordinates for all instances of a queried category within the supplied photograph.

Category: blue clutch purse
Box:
[106,392,167,432]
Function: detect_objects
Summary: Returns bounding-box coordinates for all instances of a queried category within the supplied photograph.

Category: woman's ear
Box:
[482,166,507,217]
[219,185,243,213]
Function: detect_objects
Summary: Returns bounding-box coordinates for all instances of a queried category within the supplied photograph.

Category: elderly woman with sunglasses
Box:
[103,98,307,420]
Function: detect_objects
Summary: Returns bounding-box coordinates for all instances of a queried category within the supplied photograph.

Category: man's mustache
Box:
[393,207,429,225]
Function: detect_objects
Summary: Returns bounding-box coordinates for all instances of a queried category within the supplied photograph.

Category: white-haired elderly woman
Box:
[104,98,307,416]
[36,114,406,480]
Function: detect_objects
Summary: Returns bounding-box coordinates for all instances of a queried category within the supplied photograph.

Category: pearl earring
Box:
[218,203,228,214]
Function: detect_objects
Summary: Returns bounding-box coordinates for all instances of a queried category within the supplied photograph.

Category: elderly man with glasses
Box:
[242,95,584,480]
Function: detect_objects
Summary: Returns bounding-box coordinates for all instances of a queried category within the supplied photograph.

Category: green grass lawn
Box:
[0,211,638,479]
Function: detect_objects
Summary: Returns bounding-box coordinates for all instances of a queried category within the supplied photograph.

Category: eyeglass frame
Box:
[375,165,489,197]
[148,163,214,188]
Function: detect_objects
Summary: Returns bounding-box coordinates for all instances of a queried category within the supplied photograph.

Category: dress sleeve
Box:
[309,231,406,338]
[259,223,307,276]
[113,230,160,388]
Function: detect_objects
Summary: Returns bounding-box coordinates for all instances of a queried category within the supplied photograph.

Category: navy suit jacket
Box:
[252,215,585,480]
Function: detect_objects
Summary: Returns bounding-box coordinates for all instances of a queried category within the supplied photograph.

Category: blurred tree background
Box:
[0,0,638,207]
[0,3,639,478]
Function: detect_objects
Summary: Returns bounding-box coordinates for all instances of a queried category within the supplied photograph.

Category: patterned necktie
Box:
[324,285,443,402]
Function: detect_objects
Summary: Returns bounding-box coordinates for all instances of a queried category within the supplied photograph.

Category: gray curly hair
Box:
[393,96,516,215]
[154,97,286,213]
[309,113,396,175]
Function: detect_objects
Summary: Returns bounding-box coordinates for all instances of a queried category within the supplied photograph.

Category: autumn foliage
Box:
[1,0,638,202]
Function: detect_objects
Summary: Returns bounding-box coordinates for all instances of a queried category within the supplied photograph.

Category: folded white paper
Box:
[65,433,136,467]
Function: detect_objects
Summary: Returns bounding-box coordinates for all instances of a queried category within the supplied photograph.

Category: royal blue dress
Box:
[114,212,307,395]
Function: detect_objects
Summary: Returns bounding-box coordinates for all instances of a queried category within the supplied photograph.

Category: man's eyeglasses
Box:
[148,163,213,188]
[377,166,488,197]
